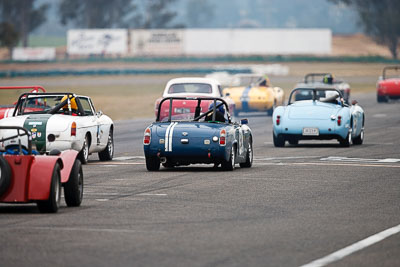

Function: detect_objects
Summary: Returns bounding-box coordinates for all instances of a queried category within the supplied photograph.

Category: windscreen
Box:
[290,89,342,104]
[168,83,212,94]
[16,95,69,115]
[158,98,228,123]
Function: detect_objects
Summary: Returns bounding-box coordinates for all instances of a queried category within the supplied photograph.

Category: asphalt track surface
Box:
[1,92,399,267]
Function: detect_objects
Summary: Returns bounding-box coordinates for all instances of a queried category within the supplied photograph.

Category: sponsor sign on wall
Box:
[67,29,128,55]
[12,47,56,61]
[130,30,184,56]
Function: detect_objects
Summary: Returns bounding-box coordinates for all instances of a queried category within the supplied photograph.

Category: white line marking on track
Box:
[372,113,387,118]
[299,223,400,267]
[321,156,400,163]
[88,162,144,165]
[254,162,400,168]
[113,156,145,161]
[138,193,167,196]
[11,226,147,234]
[294,162,400,168]
[95,199,109,202]
[255,156,320,161]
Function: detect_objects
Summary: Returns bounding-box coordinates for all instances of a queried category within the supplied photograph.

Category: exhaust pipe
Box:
[160,157,167,164]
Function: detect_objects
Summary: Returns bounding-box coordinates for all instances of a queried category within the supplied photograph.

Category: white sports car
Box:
[0,92,114,163]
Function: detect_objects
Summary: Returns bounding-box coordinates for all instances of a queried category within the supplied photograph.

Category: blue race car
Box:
[143,97,253,171]
[272,87,365,147]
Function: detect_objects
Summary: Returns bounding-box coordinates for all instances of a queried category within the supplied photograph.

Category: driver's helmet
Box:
[209,101,225,115]
[61,95,78,110]
[323,74,334,84]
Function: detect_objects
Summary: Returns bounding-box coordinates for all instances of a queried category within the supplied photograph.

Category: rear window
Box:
[168,83,212,94]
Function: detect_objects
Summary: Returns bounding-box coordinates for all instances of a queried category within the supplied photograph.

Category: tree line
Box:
[0,0,399,59]
[0,0,182,55]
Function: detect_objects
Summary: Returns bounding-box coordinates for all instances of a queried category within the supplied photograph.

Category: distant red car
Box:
[377,66,400,102]
[0,86,46,119]
[0,126,83,213]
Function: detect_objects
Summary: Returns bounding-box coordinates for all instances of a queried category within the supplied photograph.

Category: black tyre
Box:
[240,141,253,168]
[221,146,235,171]
[146,156,160,171]
[37,163,61,213]
[273,133,285,147]
[288,139,299,145]
[64,159,83,207]
[377,94,388,103]
[352,128,364,145]
[340,131,352,147]
[0,156,12,197]
[98,128,114,161]
[79,135,90,164]
[267,101,276,116]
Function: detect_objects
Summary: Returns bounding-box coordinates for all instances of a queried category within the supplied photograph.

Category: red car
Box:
[0,126,83,213]
[377,66,400,102]
[0,86,46,119]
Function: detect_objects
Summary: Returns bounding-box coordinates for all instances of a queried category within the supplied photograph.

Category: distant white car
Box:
[0,92,114,164]
[155,77,236,120]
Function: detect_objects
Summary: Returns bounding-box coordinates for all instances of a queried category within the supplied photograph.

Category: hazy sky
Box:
[35,0,360,36]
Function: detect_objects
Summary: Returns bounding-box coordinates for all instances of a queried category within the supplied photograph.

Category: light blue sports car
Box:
[272,87,364,147]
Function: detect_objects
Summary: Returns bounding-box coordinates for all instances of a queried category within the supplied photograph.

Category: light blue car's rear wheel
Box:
[340,131,352,147]
[353,128,364,145]
[273,133,285,147]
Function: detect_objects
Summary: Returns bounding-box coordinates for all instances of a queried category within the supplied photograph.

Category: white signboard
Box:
[67,29,128,55]
[12,47,56,61]
[131,30,184,56]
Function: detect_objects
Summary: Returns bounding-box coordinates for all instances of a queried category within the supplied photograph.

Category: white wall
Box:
[184,29,331,55]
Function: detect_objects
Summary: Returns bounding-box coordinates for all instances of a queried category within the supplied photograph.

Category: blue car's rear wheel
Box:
[221,147,235,171]
[240,141,253,168]
[146,156,160,171]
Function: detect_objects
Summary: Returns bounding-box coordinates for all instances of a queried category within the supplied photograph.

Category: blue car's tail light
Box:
[219,129,226,146]
[143,127,151,145]
[337,116,342,126]
[276,115,281,125]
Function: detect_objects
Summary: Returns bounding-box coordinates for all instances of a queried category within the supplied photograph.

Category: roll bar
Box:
[0,126,32,155]
[157,97,229,122]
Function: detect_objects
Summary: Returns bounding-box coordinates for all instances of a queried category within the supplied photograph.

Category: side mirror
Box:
[351,100,358,105]
[240,118,248,125]
[96,110,103,117]
[225,92,230,97]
